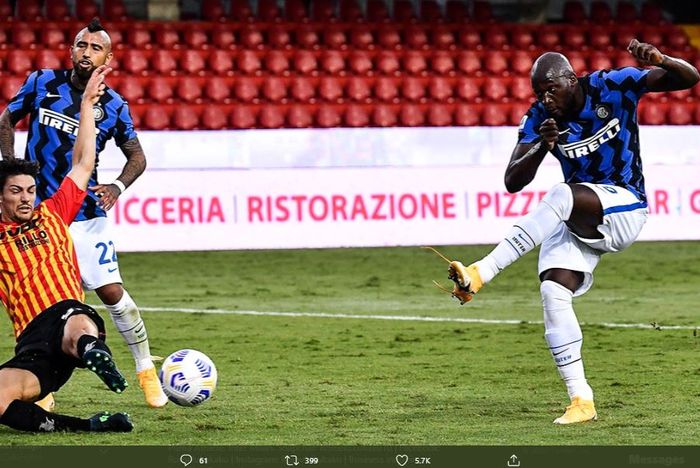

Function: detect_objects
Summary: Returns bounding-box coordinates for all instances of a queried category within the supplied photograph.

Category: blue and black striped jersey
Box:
[6,68,136,221]
[518,67,651,203]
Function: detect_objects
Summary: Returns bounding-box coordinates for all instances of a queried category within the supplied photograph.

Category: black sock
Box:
[0,400,90,432]
[77,335,112,361]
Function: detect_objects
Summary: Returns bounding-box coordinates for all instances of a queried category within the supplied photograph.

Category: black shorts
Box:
[0,300,106,399]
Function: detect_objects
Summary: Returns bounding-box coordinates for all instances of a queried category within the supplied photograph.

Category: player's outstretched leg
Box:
[454,183,575,300]
[102,287,167,408]
[0,400,133,433]
[541,280,597,424]
[78,335,128,393]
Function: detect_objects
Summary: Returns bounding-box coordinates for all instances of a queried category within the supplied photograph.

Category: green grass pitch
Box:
[1,241,698,445]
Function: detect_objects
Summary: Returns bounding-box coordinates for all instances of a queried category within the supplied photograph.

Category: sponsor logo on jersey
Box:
[558,118,620,159]
[38,108,101,137]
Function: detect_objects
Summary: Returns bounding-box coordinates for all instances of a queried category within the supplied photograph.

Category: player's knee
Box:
[541,183,574,220]
[96,283,125,305]
[540,280,573,307]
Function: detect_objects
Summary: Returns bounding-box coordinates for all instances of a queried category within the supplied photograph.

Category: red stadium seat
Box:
[35,50,62,69]
[147,77,175,103]
[268,26,292,49]
[350,26,375,50]
[318,77,344,102]
[233,77,260,102]
[431,51,455,75]
[180,50,207,75]
[324,27,348,50]
[484,27,508,50]
[483,52,508,75]
[152,50,179,76]
[287,105,314,128]
[286,0,308,21]
[1,76,25,101]
[296,26,321,49]
[143,106,170,130]
[348,51,373,75]
[372,104,399,127]
[46,0,71,20]
[346,77,372,103]
[340,0,363,22]
[510,27,534,50]
[428,77,453,102]
[321,50,346,75]
[172,106,200,130]
[536,29,559,49]
[640,28,663,46]
[259,106,285,129]
[240,26,264,49]
[394,1,417,22]
[640,3,663,24]
[511,76,532,101]
[103,0,129,20]
[208,50,234,76]
[367,0,390,22]
[290,77,317,102]
[509,101,531,126]
[42,28,68,49]
[183,29,209,50]
[316,105,342,127]
[588,26,612,50]
[176,77,204,103]
[567,51,587,74]
[403,51,428,75]
[261,76,288,102]
[563,1,586,23]
[421,1,442,22]
[590,1,613,22]
[482,103,509,126]
[457,51,481,75]
[377,27,401,50]
[374,77,399,102]
[258,0,281,21]
[473,1,493,22]
[511,51,533,76]
[16,0,42,20]
[231,105,257,129]
[427,104,453,126]
[445,1,468,23]
[588,53,613,71]
[639,101,666,125]
[12,27,37,49]
[613,50,638,68]
[75,0,100,20]
[401,77,426,102]
[458,29,481,49]
[455,77,481,102]
[405,26,429,50]
[313,0,336,21]
[205,77,232,102]
[230,0,254,21]
[667,30,690,50]
[126,27,152,49]
[0,0,12,19]
[614,25,637,48]
[201,106,229,130]
[344,105,370,127]
[154,26,180,49]
[667,101,693,125]
[376,51,400,76]
[7,50,34,75]
[564,28,586,50]
[432,27,456,50]
[264,50,291,75]
[212,27,236,49]
[616,1,638,22]
[293,50,318,75]
[400,104,425,127]
[236,50,262,75]
[482,77,508,101]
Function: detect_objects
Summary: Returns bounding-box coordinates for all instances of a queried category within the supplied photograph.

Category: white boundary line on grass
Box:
[95,305,699,331]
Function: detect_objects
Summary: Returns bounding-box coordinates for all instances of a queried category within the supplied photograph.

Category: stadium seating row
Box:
[0,0,129,21]
[1,21,689,53]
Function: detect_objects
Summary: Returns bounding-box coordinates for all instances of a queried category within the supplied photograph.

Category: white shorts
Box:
[538,183,648,297]
[69,217,124,291]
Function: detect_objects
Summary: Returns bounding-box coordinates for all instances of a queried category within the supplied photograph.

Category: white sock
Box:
[541,280,593,401]
[104,289,154,372]
[475,183,574,283]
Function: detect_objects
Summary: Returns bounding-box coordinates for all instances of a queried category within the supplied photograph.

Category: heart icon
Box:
[396,454,409,467]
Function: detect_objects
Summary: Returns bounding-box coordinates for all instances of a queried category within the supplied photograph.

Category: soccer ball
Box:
[159,349,218,407]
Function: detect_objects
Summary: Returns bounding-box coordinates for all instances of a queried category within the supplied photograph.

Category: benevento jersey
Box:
[518,67,651,203]
[6,68,137,221]
[0,177,86,339]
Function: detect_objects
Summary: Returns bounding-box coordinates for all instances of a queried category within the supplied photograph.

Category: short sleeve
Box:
[592,67,651,100]
[517,104,546,144]
[114,101,138,147]
[43,177,87,224]
[6,71,39,125]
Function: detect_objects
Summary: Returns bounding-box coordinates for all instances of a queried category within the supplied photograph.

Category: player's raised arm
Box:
[628,38,700,92]
[504,119,558,193]
[68,65,111,190]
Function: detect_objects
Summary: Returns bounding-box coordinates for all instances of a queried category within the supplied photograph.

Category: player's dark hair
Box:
[0,159,40,190]
[87,17,106,33]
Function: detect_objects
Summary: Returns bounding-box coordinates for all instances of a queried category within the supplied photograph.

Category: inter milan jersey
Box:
[0,178,86,339]
[7,68,137,221]
[518,67,651,203]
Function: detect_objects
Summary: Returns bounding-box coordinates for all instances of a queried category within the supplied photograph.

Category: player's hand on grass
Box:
[83,65,112,105]
[627,39,664,67]
[539,118,559,150]
[89,183,121,210]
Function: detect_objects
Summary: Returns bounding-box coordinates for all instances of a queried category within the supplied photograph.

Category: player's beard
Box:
[73,60,96,81]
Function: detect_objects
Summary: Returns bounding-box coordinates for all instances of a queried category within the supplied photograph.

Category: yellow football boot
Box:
[137,367,168,408]
[553,396,598,424]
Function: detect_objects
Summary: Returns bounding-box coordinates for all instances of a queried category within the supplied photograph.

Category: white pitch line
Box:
[91,305,699,331]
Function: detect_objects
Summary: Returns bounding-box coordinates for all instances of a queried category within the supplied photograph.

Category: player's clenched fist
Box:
[627,39,664,67]
[539,118,559,150]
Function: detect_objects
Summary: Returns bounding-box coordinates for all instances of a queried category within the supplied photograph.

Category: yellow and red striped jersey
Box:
[0,177,86,339]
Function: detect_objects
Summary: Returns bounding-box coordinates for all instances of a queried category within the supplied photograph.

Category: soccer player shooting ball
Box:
[430,39,699,424]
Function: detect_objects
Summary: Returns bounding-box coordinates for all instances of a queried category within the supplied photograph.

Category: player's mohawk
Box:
[87,17,105,33]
